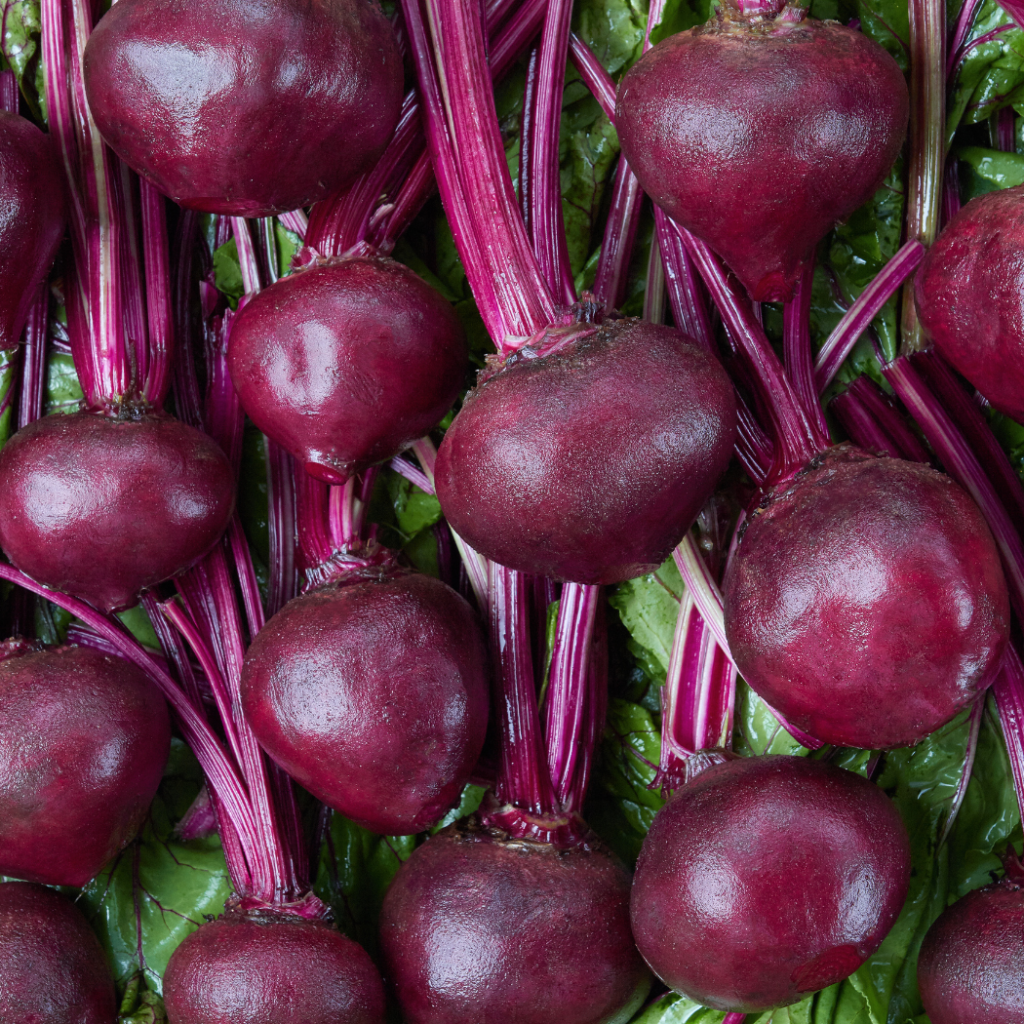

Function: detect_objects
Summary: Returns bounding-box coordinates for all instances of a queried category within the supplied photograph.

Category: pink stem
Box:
[994,643,1024,825]
[544,583,599,807]
[782,259,828,438]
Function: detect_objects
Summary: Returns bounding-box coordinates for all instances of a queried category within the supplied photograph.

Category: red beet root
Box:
[630,755,911,1012]
[0,881,117,1022]
[918,854,1024,1024]
[228,256,467,484]
[83,0,402,216]
[916,186,1024,423]
[0,642,170,886]
[241,569,489,835]
[0,409,235,612]
[723,446,1010,748]
[163,909,386,1024]
[0,112,65,348]
[380,821,651,1024]
[434,319,737,584]
[615,7,908,301]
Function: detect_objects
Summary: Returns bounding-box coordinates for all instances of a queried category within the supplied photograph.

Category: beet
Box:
[915,186,1024,423]
[0,881,117,1022]
[631,755,911,1012]
[0,112,65,349]
[241,569,489,835]
[0,409,235,612]
[163,909,386,1024]
[228,256,467,484]
[615,7,908,302]
[0,642,170,886]
[723,446,1010,748]
[380,820,650,1024]
[918,855,1024,1024]
[434,318,737,584]
[82,0,403,216]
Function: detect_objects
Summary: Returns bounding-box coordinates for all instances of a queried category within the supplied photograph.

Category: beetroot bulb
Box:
[614,0,908,302]
[917,851,1024,1023]
[915,186,1024,422]
[0,640,171,886]
[723,444,1010,748]
[228,255,467,484]
[82,0,403,216]
[0,112,65,348]
[0,881,117,1022]
[631,755,911,1012]
[241,553,490,836]
[164,909,386,1024]
[380,821,649,1024]
[0,408,236,612]
[435,318,737,584]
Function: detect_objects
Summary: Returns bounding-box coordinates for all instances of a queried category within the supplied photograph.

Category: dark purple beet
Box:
[615,10,908,302]
[915,186,1024,423]
[0,409,236,612]
[723,446,1010,748]
[918,856,1024,1024]
[241,569,489,835]
[163,909,386,1024]
[434,318,737,584]
[0,112,65,349]
[0,642,171,886]
[380,820,651,1024]
[228,256,467,484]
[630,755,911,1012]
[82,0,403,216]
[0,882,117,1022]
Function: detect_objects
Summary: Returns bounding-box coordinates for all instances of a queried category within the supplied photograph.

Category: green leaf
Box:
[572,0,647,78]
[948,0,1024,141]
[822,160,906,368]
[733,680,812,757]
[1,0,45,120]
[857,0,910,71]
[79,740,232,996]
[45,351,84,414]
[956,144,1024,200]
[385,471,443,539]
[212,239,245,309]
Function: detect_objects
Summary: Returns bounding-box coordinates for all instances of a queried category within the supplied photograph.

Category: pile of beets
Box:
[1,0,1023,1021]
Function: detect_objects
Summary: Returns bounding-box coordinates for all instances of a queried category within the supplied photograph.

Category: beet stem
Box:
[675,223,827,478]
[278,209,308,239]
[814,240,925,392]
[265,440,300,617]
[42,0,133,405]
[403,0,555,345]
[642,236,666,324]
[946,0,983,73]
[900,0,945,353]
[522,0,576,303]
[490,563,554,816]
[993,644,1024,825]
[938,696,983,845]
[653,207,715,352]
[139,182,173,405]
[568,33,615,119]
[884,356,1024,621]
[15,284,47,432]
[544,583,599,807]
[830,376,930,462]
[0,69,16,110]
[592,162,644,312]
[783,259,829,439]
[673,537,727,651]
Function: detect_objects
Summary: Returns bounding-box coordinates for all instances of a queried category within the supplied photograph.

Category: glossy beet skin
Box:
[916,187,1024,422]
[83,0,402,216]
[229,256,467,483]
[0,112,65,348]
[918,861,1024,1023]
[615,12,908,301]
[0,882,117,1022]
[380,821,651,1024]
[435,319,737,584]
[163,910,386,1024]
[724,446,1009,748]
[0,643,171,886]
[242,569,489,835]
[631,755,911,1012]
[0,409,236,612]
